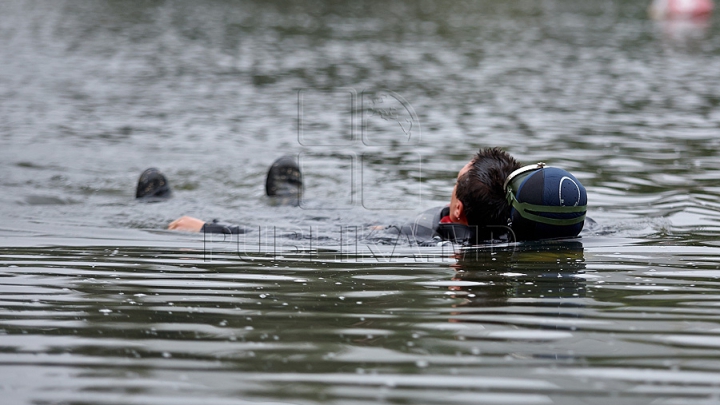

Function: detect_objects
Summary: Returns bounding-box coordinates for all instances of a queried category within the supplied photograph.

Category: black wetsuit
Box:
[201,221,245,235]
[396,206,479,245]
[393,206,516,245]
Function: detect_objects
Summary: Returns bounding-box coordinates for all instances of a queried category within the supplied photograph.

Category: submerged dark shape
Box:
[265,155,303,199]
[136,168,172,200]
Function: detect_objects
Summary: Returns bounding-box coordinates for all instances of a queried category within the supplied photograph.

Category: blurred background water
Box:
[2,0,720,404]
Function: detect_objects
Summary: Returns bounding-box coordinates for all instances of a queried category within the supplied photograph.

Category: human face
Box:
[449,161,472,225]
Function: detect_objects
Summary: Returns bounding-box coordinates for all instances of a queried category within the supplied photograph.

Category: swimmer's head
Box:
[453,148,522,228]
[136,168,172,200]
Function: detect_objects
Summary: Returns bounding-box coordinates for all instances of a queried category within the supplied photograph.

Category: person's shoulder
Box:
[398,206,446,241]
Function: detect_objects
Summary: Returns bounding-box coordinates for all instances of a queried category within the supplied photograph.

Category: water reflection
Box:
[449,242,586,339]
[453,240,586,304]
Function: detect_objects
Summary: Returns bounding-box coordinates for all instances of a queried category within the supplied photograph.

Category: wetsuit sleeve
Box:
[201,221,245,234]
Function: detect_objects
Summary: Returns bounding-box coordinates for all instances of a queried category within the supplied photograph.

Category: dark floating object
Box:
[265,155,303,199]
[136,168,172,200]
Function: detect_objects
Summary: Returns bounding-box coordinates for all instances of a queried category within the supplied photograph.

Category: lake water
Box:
[2,0,720,404]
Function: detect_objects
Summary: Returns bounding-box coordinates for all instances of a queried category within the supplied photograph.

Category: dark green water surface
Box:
[2,1,720,404]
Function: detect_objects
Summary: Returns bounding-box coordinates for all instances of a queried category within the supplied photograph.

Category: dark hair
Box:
[456,148,521,227]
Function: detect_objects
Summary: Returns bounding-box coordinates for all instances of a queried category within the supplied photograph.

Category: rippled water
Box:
[2,0,720,403]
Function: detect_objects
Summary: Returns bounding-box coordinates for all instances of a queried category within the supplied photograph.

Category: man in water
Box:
[147,148,587,243]
[403,147,588,243]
